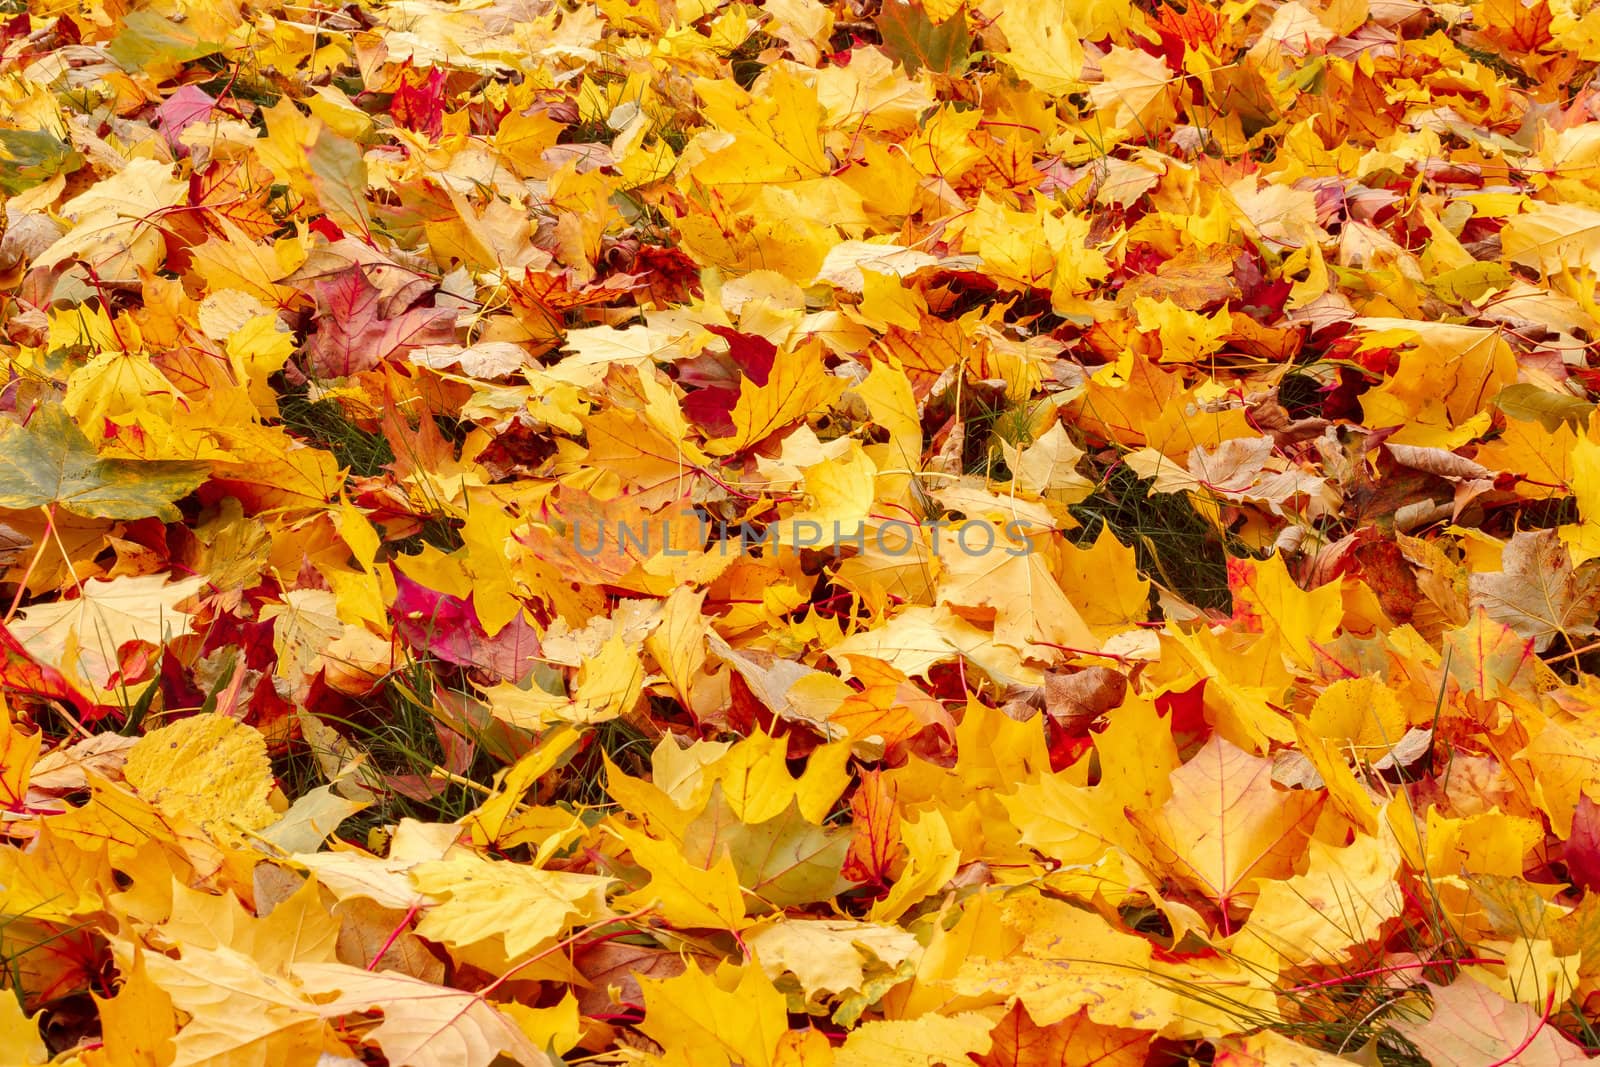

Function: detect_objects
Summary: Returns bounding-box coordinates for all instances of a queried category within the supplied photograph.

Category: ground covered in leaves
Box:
[5,0,1600,1062]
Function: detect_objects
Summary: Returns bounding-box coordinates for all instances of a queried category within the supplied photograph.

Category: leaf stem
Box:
[1483,988,1558,1067]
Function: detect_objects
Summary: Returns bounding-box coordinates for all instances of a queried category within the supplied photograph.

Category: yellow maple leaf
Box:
[1129,736,1322,918]
[411,853,612,959]
[701,340,843,456]
[637,960,788,1067]
[611,823,750,930]
[1235,834,1403,966]
[0,994,48,1067]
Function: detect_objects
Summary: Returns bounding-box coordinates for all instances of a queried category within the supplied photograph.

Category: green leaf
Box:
[1493,382,1595,431]
[106,11,225,72]
[683,789,851,910]
[0,403,208,521]
[1427,261,1513,303]
[0,130,82,196]
[876,0,970,77]
[306,130,372,234]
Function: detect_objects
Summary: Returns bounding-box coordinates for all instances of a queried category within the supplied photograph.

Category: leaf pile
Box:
[5,0,1600,1061]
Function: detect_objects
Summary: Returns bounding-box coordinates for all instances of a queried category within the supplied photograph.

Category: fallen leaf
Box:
[123,713,278,846]
[1469,529,1600,653]
[1394,977,1594,1066]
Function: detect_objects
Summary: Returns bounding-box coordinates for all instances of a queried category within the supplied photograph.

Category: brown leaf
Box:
[334,898,446,982]
[1469,529,1600,652]
[573,943,694,1016]
[1043,667,1128,731]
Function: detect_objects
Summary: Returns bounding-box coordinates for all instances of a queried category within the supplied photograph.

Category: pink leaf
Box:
[308,266,455,378]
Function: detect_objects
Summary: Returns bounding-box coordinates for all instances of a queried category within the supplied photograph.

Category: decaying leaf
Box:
[1469,529,1600,652]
